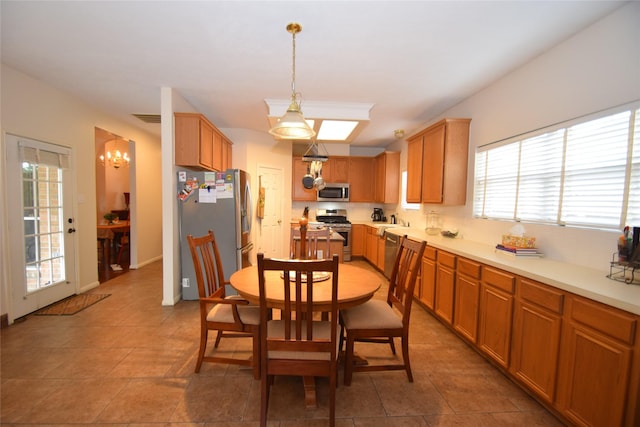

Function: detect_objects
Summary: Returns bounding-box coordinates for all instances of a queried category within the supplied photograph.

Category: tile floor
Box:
[1,260,564,426]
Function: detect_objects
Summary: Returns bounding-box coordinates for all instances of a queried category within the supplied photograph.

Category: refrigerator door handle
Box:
[244,180,253,234]
[241,242,254,254]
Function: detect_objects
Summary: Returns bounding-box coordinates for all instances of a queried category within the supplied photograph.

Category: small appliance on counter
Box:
[390,214,397,224]
[371,208,384,222]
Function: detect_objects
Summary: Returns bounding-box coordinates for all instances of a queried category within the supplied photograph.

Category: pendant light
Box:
[268,22,316,140]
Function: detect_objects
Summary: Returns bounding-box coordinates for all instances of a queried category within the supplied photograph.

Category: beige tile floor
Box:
[1,260,564,426]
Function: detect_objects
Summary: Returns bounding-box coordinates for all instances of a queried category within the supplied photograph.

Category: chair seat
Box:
[207,299,260,325]
[266,319,339,360]
[341,299,403,330]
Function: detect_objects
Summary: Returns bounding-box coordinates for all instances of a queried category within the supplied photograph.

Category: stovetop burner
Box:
[318,218,351,224]
[315,208,350,225]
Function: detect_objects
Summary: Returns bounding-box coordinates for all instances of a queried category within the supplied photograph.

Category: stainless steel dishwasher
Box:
[384,232,400,278]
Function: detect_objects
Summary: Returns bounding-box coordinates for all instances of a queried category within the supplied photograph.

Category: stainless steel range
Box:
[315,208,352,261]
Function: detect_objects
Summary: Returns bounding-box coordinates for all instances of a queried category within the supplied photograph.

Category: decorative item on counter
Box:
[441,229,458,238]
[501,224,536,248]
[617,226,634,262]
[495,244,543,257]
[299,206,309,259]
[497,224,542,256]
[103,212,118,225]
[426,211,441,235]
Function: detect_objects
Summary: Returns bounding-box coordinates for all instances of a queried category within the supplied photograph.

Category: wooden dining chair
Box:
[290,226,332,259]
[115,229,129,266]
[257,253,340,427]
[340,235,426,386]
[187,230,260,379]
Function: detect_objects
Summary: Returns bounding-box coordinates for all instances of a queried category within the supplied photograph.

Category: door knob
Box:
[67,228,76,233]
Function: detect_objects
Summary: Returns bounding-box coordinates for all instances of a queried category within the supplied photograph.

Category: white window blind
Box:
[474,103,639,230]
[19,141,70,169]
[627,110,640,225]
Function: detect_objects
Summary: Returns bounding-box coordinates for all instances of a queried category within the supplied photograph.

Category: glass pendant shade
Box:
[269,99,315,139]
[268,22,316,140]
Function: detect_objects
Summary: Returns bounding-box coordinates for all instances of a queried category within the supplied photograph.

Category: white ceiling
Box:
[0,1,625,147]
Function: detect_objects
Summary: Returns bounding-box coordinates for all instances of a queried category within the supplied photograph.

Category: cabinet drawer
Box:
[569,296,636,345]
[519,278,564,314]
[457,258,481,279]
[424,245,437,261]
[482,266,515,294]
[437,251,456,268]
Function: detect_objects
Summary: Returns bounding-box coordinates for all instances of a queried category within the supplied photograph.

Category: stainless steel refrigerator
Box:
[178,169,253,300]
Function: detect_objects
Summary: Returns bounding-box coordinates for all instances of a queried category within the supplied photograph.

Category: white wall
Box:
[222,128,295,261]
[395,2,640,272]
[0,64,163,320]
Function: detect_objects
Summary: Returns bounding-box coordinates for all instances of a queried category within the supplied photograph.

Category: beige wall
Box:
[1,64,163,321]
[392,2,640,272]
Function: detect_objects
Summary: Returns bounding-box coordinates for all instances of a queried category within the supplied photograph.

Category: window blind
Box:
[19,141,70,169]
[474,103,640,230]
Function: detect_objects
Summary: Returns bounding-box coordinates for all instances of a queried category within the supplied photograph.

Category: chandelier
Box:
[99,138,130,169]
[268,22,316,140]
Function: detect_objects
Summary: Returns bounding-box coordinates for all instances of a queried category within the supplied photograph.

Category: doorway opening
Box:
[95,127,132,283]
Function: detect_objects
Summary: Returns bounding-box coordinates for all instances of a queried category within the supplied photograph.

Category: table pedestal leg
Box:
[303,376,317,408]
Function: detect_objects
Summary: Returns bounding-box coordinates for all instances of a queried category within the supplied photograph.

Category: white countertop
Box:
[359,223,640,315]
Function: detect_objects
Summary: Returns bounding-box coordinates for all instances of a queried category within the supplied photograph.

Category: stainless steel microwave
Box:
[317,183,350,202]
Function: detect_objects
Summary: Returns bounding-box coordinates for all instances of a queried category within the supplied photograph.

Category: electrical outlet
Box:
[182,278,189,288]
[317,250,323,259]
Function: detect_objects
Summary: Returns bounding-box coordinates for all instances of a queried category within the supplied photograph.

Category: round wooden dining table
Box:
[229,262,382,409]
[229,263,382,311]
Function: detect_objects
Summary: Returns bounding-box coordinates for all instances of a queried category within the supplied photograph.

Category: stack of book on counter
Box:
[495,244,543,257]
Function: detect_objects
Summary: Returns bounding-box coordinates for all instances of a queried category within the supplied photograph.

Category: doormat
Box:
[34,293,111,316]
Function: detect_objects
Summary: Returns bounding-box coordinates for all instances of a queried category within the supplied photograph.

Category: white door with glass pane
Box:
[5,134,76,319]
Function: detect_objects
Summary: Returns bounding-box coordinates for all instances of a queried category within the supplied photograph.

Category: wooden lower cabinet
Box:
[376,234,385,271]
[351,224,365,257]
[453,257,481,343]
[418,246,437,309]
[415,247,640,427]
[365,226,378,266]
[556,295,638,427]
[478,266,515,369]
[511,278,564,404]
[434,250,456,324]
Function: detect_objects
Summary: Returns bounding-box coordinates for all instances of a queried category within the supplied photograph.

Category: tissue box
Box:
[501,234,536,249]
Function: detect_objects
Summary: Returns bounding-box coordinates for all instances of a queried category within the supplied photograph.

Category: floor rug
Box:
[34,293,111,316]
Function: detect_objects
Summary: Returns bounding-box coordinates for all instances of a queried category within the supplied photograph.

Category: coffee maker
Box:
[371,208,384,222]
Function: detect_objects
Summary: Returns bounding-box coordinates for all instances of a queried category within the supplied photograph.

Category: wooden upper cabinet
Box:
[221,136,232,171]
[406,136,423,203]
[292,156,316,201]
[322,157,349,183]
[348,157,375,202]
[175,112,231,172]
[406,118,471,205]
[374,152,400,203]
[211,130,223,172]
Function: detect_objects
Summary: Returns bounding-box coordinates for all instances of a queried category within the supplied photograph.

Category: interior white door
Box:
[256,165,283,258]
[5,134,76,319]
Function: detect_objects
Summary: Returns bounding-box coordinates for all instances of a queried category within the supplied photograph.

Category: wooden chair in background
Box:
[257,253,340,427]
[340,235,426,385]
[289,226,331,260]
[187,230,260,378]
